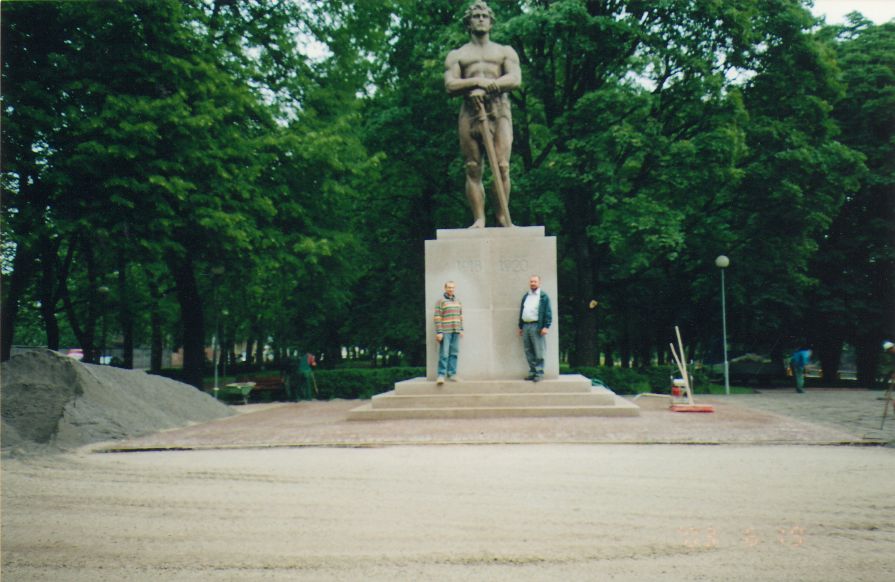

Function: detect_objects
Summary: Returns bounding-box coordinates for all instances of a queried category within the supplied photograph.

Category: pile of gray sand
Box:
[1,350,234,453]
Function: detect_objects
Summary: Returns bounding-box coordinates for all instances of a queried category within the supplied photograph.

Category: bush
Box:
[566,365,713,395]
[313,367,425,400]
[567,367,653,394]
[160,364,715,399]
[312,366,716,399]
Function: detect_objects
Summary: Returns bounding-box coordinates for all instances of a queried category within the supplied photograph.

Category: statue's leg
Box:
[459,115,486,228]
[492,116,514,227]
[464,161,486,228]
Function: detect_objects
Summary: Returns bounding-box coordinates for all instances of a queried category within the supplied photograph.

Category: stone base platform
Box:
[347,374,640,420]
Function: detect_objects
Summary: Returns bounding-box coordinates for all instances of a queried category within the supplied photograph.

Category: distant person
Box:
[518,275,552,382]
[882,341,895,385]
[288,352,317,401]
[299,352,317,399]
[434,281,463,384]
[790,347,812,393]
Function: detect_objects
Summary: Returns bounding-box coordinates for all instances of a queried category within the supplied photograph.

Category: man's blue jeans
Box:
[437,333,461,378]
[521,323,545,378]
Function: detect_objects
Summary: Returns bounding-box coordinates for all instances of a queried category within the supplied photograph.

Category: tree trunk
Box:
[567,187,598,367]
[244,337,255,368]
[855,335,882,388]
[572,292,598,366]
[1,244,38,360]
[62,238,100,363]
[38,236,62,350]
[252,330,264,365]
[169,254,205,389]
[620,346,631,368]
[322,328,343,369]
[620,300,632,369]
[148,277,164,372]
[603,345,614,367]
[118,254,134,368]
[769,344,787,383]
[814,335,843,384]
[150,310,163,372]
[3,171,50,360]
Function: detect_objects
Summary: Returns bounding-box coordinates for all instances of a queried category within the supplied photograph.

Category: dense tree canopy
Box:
[2,0,892,386]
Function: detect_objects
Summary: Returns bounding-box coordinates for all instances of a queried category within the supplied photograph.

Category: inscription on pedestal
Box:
[456,258,483,273]
[498,257,529,273]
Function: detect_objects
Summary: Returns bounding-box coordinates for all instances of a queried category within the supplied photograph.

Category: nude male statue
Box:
[444,1,521,228]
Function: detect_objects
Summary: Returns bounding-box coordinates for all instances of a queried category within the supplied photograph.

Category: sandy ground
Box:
[3,392,895,581]
[3,445,895,581]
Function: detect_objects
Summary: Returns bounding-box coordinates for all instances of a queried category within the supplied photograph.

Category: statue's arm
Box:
[495,46,521,92]
[444,50,480,96]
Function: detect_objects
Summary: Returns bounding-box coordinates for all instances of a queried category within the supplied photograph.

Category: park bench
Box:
[236,374,287,401]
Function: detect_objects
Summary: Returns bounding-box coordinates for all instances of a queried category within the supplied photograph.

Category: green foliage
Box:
[807,18,895,383]
[2,0,890,387]
[313,367,425,400]
[568,365,715,395]
[2,0,385,377]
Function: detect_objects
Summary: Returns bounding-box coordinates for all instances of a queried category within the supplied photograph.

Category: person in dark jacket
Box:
[518,275,552,382]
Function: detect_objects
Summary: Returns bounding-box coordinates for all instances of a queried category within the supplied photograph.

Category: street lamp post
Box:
[98,285,111,365]
[715,255,730,395]
[212,329,220,392]
[210,266,225,394]
[219,308,229,381]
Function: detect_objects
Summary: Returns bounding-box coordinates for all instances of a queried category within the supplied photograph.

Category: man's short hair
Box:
[464,1,495,26]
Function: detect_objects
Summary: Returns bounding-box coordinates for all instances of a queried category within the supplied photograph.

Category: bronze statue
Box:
[445,1,521,228]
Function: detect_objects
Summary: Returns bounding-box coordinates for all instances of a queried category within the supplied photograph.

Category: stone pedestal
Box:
[424,226,558,381]
[347,226,639,421]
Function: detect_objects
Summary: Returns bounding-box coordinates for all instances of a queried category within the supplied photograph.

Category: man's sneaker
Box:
[525,374,536,381]
[436,376,445,385]
[532,375,542,383]
[447,376,460,382]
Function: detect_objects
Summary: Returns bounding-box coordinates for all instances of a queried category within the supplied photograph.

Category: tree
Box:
[2,1,73,360]
[2,0,384,388]
[499,0,858,366]
[351,0,462,365]
[809,17,895,384]
[4,0,884,387]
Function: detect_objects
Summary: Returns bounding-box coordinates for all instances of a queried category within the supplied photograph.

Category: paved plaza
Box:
[104,389,895,451]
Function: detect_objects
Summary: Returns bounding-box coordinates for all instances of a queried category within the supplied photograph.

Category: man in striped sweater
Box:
[434,281,464,384]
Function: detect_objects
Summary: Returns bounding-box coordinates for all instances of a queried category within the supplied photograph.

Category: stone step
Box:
[395,376,593,395]
[347,395,640,420]
[371,389,616,409]
[347,374,640,421]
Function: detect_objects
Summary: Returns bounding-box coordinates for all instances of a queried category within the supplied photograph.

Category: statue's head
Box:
[463,1,495,30]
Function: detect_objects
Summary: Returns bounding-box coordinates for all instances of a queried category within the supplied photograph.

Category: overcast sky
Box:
[810,0,895,24]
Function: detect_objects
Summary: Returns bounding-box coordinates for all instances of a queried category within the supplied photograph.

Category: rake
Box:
[669,326,714,413]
